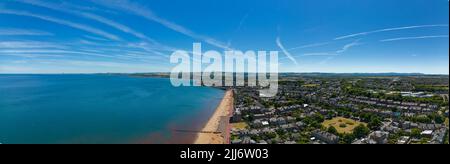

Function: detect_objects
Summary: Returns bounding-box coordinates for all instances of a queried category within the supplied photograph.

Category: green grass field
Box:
[232,122,249,130]
[322,117,367,134]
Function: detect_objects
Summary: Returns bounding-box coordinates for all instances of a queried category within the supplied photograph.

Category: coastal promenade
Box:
[194,90,234,144]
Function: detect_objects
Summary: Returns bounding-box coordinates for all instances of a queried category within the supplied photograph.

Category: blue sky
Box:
[0,0,448,74]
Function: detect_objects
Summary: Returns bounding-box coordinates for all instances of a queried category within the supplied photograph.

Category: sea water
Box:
[0,74,224,144]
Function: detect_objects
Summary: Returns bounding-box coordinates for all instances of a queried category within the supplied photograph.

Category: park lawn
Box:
[322,117,367,134]
[232,122,249,130]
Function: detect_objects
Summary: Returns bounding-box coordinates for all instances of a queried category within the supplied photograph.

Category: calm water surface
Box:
[0,74,224,144]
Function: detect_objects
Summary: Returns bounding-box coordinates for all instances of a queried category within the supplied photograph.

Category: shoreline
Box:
[194,90,234,144]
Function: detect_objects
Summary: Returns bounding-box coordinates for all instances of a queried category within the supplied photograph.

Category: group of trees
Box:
[414,84,449,92]
[410,128,422,138]
[353,124,371,138]
[368,117,382,130]
[301,113,326,129]
[334,124,371,144]
[327,126,338,135]
[326,123,370,144]
[405,114,446,124]
[359,113,382,130]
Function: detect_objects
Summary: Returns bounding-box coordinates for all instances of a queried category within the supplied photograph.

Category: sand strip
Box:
[194,90,233,144]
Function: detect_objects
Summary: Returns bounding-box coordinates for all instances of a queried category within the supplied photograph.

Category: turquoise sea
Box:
[0,74,224,144]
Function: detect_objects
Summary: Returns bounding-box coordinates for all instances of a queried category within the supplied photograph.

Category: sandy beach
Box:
[194,90,234,144]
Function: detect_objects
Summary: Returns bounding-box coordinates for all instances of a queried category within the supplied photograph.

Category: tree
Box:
[353,124,370,139]
[368,117,382,130]
[341,133,355,144]
[311,121,323,129]
[327,126,338,135]
[265,132,277,139]
[413,115,431,124]
[292,110,302,120]
[276,129,286,136]
[429,114,445,124]
[313,113,325,123]
[435,115,445,124]
[411,128,422,139]
[360,113,374,122]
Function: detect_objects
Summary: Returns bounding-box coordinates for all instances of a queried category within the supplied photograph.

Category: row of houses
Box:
[311,130,339,144]
[350,96,439,109]
[349,97,438,114]
[231,121,307,144]
[400,121,445,131]
[352,131,389,144]
[251,116,299,128]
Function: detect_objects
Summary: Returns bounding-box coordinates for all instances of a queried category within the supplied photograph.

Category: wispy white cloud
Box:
[301,53,339,56]
[91,0,230,50]
[74,40,173,59]
[0,40,171,63]
[336,40,361,53]
[0,65,36,73]
[335,24,449,40]
[288,42,330,51]
[127,42,171,58]
[0,9,120,41]
[236,12,250,33]
[10,60,28,64]
[17,0,152,41]
[380,35,449,42]
[276,37,298,65]
[66,60,143,68]
[319,57,335,65]
[16,0,182,56]
[227,11,252,47]
[79,39,99,46]
[0,53,64,58]
[72,45,167,61]
[0,41,66,49]
[79,12,150,40]
[59,1,116,14]
[0,59,161,74]
[0,28,52,36]
[0,49,132,60]
[300,40,361,57]
[83,35,109,42]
